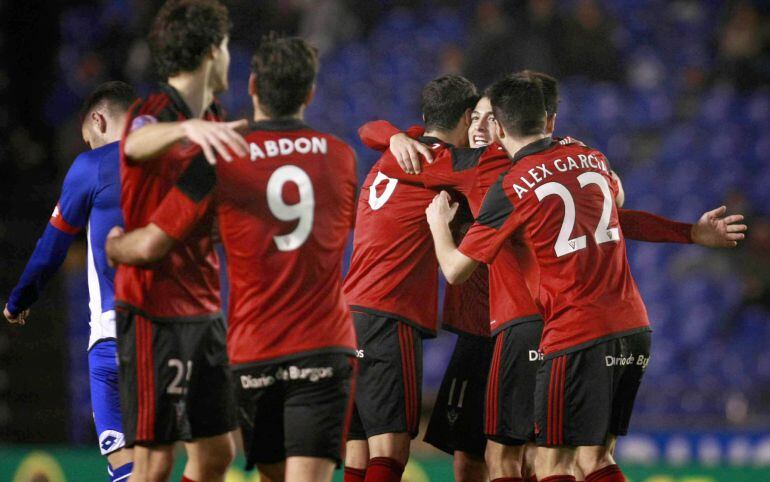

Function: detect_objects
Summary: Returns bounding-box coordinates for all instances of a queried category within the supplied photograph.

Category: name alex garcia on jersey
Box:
[511,152,609,199]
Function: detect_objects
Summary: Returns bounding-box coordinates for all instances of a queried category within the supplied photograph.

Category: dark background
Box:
[1,0,770,448]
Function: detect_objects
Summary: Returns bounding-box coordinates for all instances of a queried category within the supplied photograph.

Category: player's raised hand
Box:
[4,304,29,326]
[390,133,433,174]
[426,191,459,227]
[181,119,249,165]
[691,205,748,248]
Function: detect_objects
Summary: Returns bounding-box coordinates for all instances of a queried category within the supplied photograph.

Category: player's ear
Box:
[248,73,257,97]
[92,111,107,134]
[304,84,316,108]
[546,114,556,135]
[495,118,506,140]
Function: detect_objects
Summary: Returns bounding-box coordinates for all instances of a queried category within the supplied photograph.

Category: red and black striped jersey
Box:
[151,119,358,364]
[115,84,221,320]
[372,137,541,336]
[459,136,650,357]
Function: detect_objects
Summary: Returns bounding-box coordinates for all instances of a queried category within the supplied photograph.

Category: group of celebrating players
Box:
[3,1,749,482]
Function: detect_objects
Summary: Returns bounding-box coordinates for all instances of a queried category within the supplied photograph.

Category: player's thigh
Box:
[285,456,335,482]
[231,361,286,470]
[535,339,625,448]
[283,353,355,465]
[88,340,127,457]
[117,310,193,445]
[487,321,542,445]
[609,332,652,438]
[534,446,577,479]
[186,317,237,440]
[425,333,493,458]
[352,312,422,438]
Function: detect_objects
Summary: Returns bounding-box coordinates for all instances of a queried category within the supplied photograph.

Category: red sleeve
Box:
[150,153,216,241]
[358,120,401,151]
[618,209,693,243]
[458,176,521,263]
[358,120,424,152]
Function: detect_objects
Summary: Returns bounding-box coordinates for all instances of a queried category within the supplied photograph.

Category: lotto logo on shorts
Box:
[98,430,124,454]
[605,353,650,368]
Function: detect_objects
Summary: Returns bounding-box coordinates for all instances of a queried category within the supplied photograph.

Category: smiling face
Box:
[468,96,498,148]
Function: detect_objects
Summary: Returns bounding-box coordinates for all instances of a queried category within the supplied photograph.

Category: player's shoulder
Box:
[131,87,179,122]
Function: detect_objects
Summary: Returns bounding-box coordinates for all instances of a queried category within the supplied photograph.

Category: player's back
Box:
[504,138,649,355]
[217,119,358,364]
[343,154,439,335]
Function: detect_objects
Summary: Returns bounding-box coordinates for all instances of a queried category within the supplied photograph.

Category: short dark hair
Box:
[522,70,559,115]
[149,0,229,79]
[251,34,319,118]
[421,75,479,131]
[79,81,137,123]
[488,73,546,137]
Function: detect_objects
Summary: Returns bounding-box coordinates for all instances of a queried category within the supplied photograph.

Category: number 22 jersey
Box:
[154,119,358,365]
[460,137,650,357]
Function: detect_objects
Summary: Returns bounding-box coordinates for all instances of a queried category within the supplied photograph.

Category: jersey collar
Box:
[511,136,555,164]
[251,118,310,131]
[159,83,195,119]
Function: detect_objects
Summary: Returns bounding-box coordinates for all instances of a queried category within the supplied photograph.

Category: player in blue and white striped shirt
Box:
[4,81,136,482]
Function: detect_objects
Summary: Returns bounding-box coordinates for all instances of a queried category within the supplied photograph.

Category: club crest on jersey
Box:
[130,115,158,132]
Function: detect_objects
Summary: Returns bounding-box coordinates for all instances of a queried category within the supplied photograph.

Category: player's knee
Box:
[453,451,486,482]
[203,438,236,474]
[576,447,614,477]
[143,462,174,482]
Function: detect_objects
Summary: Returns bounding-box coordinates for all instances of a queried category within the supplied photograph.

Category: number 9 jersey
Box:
[154,118,358,365]
[459,137,650,359]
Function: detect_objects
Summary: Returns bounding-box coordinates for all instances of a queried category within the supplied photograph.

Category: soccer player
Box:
[424,75,746,482]
[342,75,480,482]
[4,81,136,482]
[360,71,747,482]
[109,35,358,482]
[103,2,247,481]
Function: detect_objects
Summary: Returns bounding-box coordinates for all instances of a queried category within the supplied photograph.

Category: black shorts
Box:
[347,311,423,440]
[534,330,652,447]
[233,352,355,469]
[424,332,494,458]
[117,309,237,446]
[485,320,543,445]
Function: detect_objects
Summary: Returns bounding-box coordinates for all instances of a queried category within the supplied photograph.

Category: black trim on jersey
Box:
[490,315,543,337]
[87,337,118,352]
[349,305,437,338]
[250,118,310,132]
[542,325,652,360]
[176,153,216,202]
[511,136,555,164]
[450,147,485,172]
[417,135,445,146]
[115,302,223,324]
[476,174,514,229]
[159,83,195,119]
[231,346,357,370]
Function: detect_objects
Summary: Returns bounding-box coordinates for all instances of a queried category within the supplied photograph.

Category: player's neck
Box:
[424,125,469,148]
[502,133,548,158]
[252,104,304,123]
[167,70,215,119]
